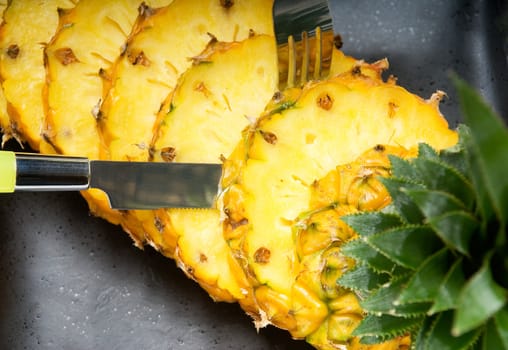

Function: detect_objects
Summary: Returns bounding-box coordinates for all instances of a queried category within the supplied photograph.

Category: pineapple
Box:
[3,1,504,349]
[0,0,76,150]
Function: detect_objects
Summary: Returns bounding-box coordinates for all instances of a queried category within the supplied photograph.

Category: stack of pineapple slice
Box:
[2,1,504,349]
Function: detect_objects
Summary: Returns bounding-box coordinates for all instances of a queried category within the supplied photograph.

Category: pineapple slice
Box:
[219,68,457,345]
[0,0,76,150]
[99,0,274,162]
[151,34,277,163]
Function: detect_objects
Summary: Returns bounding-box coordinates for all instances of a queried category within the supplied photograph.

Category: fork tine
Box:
[273,0,335,90]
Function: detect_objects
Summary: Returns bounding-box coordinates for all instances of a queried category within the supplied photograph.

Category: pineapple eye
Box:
[254,247,271,264]
[54,47,79,65]
[160,147,176,162]
[316,93,334,110]
[260,130,278,144]
[220,0,234,9]
[6,44,19,59]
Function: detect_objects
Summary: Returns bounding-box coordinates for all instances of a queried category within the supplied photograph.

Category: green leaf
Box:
[453,76,508,226]
[397,248,451,304]
[418,143,440,160]
[427,211,478,256]
[340,239,406,275]
[453,255,508,336]
[439,129,469,177]
[426,310,482,350]
[379,177,425,224]
[413,157,474,208]
[352,313,423,340]
[413,315,436,350]
[367,225,443,270]
[493,307,508,349]
[406,189,466,218]
[341,212,403,237]
[483,312,508,350]
[429,257,466,314]
[388,155,421,183]
[361,275,430,317]
[336,264,390,294]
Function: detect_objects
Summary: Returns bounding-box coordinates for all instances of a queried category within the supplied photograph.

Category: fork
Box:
[273,0,336,89]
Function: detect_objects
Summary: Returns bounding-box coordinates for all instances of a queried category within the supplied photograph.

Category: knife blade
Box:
[0,151,222,209]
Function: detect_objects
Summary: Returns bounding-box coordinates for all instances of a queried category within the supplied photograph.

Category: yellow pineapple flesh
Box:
[0,0,76,150]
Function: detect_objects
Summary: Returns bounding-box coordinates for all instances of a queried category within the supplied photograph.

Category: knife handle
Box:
[0,150,90,192]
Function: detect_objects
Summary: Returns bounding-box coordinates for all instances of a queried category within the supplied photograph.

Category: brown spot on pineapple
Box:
[138,2,155,17]
[333,34,343,49]
[154,216,165,233]
[374,144,386,152]
[98,68,110,81]
[194,81,211,98]
[254,247,271,264]
[220,0,234,8]
[127,49,151,66]
[388,101,399,118]
[54,47,79,65]
[248,29,255,37]
[317,93,334,111]
[272,91,283,103]
[260,130,277,144]
[351,65,362,76]
[6,44,19,59]
[160,146,176,162]
[199,253,208,263]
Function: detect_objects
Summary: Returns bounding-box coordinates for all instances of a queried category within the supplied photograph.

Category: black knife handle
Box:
[15,153,90,191]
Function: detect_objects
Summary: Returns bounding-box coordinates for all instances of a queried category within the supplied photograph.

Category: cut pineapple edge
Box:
[0,0,461,349]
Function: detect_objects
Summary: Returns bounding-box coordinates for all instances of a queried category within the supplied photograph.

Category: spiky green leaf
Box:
[418,143,440,160]
[412,157,474,208]
[379,177,425,223]
[336,264,389,294]
[453,76,508,227]
[341,212,403,238]
[367,225,442,270]
[340,239,409,275]
[426,311,482,350]
[453,256,507,336]
[353,313,423,341]
[482,313,508,350]
[360,275,430,317]
[406,189,466,218]
[427,211,478,256]
[388,155,421,183]
[429,257,466,314]
[413,315,436,350]
[397,248,451,304]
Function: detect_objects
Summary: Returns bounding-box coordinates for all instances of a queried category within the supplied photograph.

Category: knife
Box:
[0,151,222,209]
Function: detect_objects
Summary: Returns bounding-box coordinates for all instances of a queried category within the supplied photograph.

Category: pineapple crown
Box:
[338,76,508,349]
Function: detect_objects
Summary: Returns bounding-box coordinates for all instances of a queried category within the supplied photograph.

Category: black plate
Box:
[1,1,507,349]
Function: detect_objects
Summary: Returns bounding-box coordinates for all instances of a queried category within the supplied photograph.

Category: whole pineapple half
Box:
[216,68,457,348]
[337,78,508,349]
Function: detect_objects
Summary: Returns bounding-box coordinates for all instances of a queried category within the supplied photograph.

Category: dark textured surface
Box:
[0,1,507,349]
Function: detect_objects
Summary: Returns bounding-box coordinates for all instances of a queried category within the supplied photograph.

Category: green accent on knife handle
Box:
[0,151,16,192]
